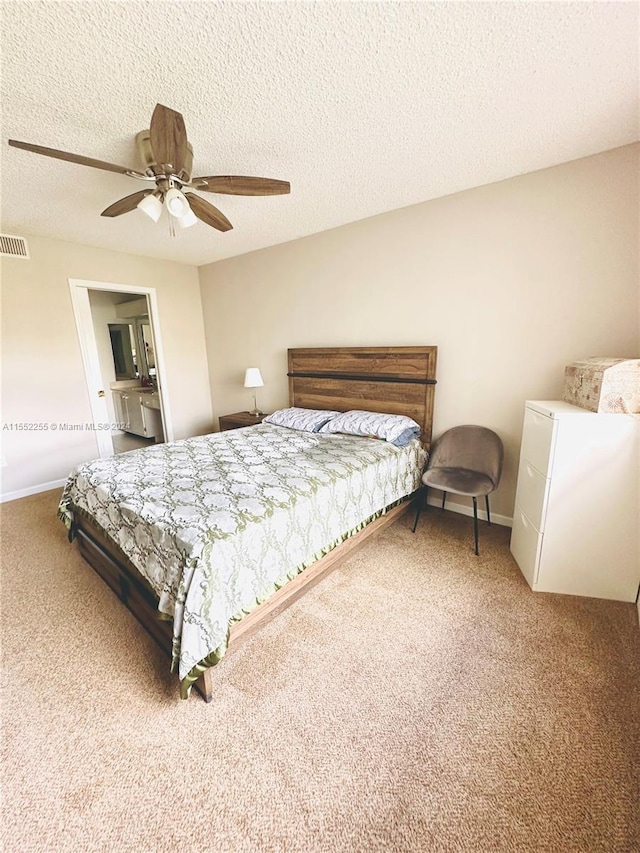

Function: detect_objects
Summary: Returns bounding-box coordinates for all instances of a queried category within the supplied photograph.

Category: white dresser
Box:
[510,400,639,602]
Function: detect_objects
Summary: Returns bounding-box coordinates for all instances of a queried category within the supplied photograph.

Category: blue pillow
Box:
[263,407,340,432]
[318,410,421,446]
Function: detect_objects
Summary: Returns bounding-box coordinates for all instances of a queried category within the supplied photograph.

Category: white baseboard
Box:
[1,478,67,503]
[425,494,513,528]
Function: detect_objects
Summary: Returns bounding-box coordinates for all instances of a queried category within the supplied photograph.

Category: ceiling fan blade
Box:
[8,139,135,175]
[191,176,290,196]
[149,103,187,175]
[185,193,233,232]
[101,190,153,217]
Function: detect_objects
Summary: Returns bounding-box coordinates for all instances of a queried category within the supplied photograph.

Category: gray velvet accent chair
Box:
[412,425,504,556]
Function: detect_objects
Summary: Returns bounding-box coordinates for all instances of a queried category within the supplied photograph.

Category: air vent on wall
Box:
[0,233,30,259]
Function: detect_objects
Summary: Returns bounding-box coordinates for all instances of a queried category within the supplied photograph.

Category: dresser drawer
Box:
[510,507,543,589]
[514,459,550,531]
[520,407,556,475]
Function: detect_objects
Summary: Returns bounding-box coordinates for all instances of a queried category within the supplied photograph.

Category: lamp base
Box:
[248,391,263,417]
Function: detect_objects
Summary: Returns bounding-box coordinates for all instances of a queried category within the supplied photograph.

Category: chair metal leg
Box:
[441,491,446,511]
[412,486,426,533]
[473,496,479,556]
[485,495,491,526]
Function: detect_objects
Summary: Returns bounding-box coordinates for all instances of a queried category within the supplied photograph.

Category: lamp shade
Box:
[178,207,198,229]
[165,187,190,219]
[137,192,163,223]
[244,367,264,388]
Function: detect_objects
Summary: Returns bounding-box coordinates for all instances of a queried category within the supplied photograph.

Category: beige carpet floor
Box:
[1,489,639,853]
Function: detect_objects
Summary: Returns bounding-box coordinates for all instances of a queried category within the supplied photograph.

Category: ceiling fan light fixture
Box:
[165,187,190,219]
[137,192,163,222]
[178,207,198,229]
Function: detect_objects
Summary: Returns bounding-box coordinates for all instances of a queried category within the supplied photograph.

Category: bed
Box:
[59,346,437,700]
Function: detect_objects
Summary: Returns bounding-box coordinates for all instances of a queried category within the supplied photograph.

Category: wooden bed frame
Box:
[71,346,437,701]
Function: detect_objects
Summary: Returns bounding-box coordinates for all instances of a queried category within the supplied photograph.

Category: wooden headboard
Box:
[287,346,438,449]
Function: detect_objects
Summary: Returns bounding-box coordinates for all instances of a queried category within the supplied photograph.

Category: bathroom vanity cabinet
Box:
[112,389,162,440]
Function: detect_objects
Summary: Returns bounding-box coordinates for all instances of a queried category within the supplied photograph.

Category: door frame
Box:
[68,278,174,457]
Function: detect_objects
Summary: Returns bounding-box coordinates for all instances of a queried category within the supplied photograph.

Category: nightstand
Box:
[218,411,270,431]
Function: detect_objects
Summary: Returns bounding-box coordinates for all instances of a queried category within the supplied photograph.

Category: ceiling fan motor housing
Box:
[135,130,193,182]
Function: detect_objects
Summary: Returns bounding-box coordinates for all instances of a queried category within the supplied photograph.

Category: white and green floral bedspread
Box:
[58,424,426,696]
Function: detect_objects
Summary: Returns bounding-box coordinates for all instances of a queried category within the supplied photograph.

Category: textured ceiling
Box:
[1,1,638,267]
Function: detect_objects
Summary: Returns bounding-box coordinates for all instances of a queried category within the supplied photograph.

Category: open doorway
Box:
[69,279,173,458]
[90,291,165,454]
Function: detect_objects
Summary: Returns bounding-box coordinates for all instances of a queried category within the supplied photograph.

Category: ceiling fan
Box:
[8,103,290,233]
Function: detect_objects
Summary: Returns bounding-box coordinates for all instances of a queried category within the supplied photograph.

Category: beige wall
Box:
[198,144,640,520]
[1,235,212,497]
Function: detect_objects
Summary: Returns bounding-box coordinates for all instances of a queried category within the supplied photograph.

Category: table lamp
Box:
[244,367,264,416]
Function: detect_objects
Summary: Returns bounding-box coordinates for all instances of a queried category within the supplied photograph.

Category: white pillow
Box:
[318,410,421,446]
[263,407,340,432]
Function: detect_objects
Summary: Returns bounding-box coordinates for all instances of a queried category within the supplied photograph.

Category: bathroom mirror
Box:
[140,322,156,376]
[109,323,138,379]
[108,317,156,380]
